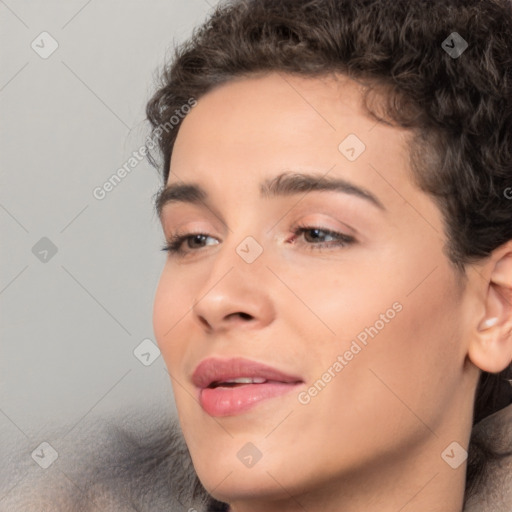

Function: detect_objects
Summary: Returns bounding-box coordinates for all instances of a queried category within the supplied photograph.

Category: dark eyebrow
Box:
[260,172,385,209]
[155,171,385,220]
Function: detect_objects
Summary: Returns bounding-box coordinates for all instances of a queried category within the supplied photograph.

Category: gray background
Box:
[0,0,217,505]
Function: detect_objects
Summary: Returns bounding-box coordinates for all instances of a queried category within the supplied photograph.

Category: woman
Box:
[7,0,511,511]
[147,0,512,511]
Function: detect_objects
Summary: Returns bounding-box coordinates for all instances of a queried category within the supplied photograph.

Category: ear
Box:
[467,241,512,373]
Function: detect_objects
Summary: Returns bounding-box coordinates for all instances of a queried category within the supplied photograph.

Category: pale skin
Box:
[152,72,512,512]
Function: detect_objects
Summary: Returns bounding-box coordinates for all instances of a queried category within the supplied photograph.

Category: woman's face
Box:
[153,72,476,506]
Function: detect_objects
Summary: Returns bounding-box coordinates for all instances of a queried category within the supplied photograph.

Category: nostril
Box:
[227,311,253,320]
[198,316,211,329]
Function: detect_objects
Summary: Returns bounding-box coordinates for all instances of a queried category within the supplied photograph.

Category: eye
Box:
[160,223,356,257]
[289,223,356,250]
[160,231,219,256]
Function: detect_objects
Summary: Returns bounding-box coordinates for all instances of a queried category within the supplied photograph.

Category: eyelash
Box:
[160,223,356,257]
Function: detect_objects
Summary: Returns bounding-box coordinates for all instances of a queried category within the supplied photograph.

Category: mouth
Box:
[192,357,304,417]
[207,377,277,388]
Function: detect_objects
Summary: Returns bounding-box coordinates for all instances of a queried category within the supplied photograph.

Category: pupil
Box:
[307,229,321,241]
[192,234,205,247]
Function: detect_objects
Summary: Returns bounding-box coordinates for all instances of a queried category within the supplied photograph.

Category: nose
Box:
[191,242,276,334]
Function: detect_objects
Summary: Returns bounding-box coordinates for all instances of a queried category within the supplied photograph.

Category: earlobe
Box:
[468,245,512,374]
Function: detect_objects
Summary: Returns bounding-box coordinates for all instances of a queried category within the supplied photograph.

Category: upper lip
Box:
[192,357,303,389]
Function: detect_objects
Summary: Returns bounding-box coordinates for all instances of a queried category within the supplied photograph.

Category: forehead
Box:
[169,71,411,179]
[161,71,441,228]
[175,72,380,146]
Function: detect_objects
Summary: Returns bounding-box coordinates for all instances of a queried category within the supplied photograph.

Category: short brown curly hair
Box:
[145,0,512,505]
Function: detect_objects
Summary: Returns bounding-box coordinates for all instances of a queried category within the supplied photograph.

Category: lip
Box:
[192,357,304,417]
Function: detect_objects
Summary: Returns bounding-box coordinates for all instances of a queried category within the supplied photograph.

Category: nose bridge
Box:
[191,225,274,329]
[210,208,270,279]
[199,228,268,297]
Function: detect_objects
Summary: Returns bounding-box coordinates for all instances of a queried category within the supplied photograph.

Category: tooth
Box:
[223,377,267,384]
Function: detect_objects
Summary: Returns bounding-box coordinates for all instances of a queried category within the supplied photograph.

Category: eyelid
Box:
[289,214,358,238]
[288,222,356,246]
[161,208,361,253]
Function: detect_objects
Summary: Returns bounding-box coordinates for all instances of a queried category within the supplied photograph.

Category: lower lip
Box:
[199,382,301,417]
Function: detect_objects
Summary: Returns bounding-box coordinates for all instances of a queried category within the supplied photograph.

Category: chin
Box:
[197,466,297,505]
[189,440,300,499]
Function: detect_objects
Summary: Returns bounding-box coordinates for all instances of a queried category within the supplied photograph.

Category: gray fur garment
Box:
[2,404,511,511]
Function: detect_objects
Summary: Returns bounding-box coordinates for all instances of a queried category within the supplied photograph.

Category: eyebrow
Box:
[155,171,385,220]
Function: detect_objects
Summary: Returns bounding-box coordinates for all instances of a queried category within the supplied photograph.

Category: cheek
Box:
[152,269,201,424]
[320,265,463,427]
[293,247,464,410]
[152,265,193,366]
[285,270,464,479]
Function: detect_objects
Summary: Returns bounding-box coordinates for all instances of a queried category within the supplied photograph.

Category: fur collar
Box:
[2,404,511,511]
[463,402,512,511]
